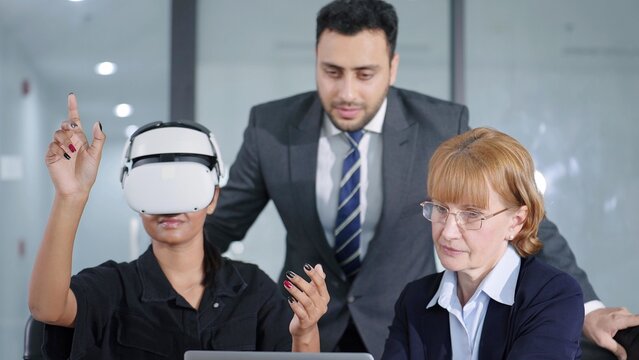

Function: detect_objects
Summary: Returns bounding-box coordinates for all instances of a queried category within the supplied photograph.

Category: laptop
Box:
[184,351,374,360]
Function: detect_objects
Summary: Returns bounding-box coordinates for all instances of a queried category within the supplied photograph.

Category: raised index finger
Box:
[68,93,82,128]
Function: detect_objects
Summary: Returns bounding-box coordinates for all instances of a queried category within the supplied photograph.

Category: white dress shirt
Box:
[427,245,521,360]
[315,99,386,258]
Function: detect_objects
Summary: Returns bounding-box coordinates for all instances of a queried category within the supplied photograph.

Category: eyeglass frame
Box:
[419,200,510,230]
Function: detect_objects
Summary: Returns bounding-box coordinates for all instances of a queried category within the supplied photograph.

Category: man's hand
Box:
[584,307,639,360]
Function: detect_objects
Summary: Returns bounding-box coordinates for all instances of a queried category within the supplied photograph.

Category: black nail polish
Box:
[63,152,71,160]
[99,121,103,131]
[304,264,312,271]
[287,296,296,303]
[68,92,74,95]
[70,123,77,129]
[286,271,295,279]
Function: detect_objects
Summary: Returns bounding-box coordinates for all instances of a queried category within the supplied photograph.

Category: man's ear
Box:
[206,186,220,215]
[389,52,400,85]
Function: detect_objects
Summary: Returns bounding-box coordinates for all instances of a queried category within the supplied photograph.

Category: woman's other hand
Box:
[284,264,329,350]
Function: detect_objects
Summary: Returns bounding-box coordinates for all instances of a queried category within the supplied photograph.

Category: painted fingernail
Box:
[99,122,103,131]
[63,152,71,160]
[69,144,77,153]
[283,280,293,289]
[286,271,296,279]
[70,123,77,129]
[304,264,312,271]
[288,296,296,303]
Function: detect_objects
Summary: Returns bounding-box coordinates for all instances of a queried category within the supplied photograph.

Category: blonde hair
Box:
[427,127,545,257]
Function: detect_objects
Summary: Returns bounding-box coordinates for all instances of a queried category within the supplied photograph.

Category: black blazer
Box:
[205,87,596,359]
[381,256,585,360]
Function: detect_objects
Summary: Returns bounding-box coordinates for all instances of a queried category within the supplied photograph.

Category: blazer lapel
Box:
[478,299,511,359]
[288,95,344,278]
[423,305,453,359]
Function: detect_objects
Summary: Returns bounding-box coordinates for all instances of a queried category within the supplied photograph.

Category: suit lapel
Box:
[288,95,344,278]
[360,87,417,269]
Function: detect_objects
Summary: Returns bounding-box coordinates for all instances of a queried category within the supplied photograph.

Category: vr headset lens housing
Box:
[121,123,223,215]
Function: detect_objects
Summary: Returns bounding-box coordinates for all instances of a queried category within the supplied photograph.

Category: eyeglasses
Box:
[420,201,510,230]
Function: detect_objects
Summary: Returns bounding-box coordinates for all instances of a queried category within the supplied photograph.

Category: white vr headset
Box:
[120,121,225,215]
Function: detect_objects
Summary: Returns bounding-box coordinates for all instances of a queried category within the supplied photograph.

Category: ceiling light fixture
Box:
[114,103,133,118]
[95,62,117,76]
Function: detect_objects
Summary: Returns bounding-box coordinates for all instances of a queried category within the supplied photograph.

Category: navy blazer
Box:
[381,256,584,360]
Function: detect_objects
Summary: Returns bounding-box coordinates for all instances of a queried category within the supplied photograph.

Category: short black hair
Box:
[316,0,398,58]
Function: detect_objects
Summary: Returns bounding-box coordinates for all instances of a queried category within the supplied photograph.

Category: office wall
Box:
[0,27,54,358]
[0,2,170,357]
[466,0,639,311]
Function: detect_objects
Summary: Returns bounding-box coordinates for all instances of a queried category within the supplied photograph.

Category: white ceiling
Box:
[0,0,171,136]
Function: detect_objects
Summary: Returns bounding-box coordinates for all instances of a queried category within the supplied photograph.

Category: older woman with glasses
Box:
[381,127,584,360]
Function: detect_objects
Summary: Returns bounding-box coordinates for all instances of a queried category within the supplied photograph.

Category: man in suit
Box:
[205,0,639,359]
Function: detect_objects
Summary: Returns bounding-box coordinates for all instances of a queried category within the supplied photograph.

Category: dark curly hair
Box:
[316,0,398,59]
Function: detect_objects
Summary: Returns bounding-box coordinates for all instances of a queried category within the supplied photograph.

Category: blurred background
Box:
[0,0,637,357]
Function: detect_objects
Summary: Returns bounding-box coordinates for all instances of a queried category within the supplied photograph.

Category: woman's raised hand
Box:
[45,93,105,197]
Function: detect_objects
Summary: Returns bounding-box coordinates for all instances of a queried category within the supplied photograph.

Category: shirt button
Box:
[347,296,355,304]
[213,302,220,308]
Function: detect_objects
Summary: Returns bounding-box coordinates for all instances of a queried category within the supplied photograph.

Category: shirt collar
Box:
[322,97,387,137]
[481,245,521,305]
[427,245,521,309]
[212,258,249,298]
[137,245,248,303]
[137,246,176,302]
[427,269,457,309]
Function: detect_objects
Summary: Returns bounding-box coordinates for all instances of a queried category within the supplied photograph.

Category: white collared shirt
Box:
[315,99,386,258]
[427,245,521,360]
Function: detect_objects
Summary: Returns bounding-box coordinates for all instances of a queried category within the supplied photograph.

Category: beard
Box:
[325,88,388,132]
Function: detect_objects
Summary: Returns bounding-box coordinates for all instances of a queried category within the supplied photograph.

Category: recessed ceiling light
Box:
[95,62,117,76]
[114,104,133,118]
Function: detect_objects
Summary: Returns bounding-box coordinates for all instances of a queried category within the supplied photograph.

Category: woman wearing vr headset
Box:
[28,94,329,359]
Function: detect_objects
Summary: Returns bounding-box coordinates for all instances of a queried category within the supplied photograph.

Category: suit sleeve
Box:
[204,106,270,252]
[506,272,585,359]
[536,217,598,302]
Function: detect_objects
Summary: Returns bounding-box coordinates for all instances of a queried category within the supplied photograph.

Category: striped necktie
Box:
[334,130,365,280]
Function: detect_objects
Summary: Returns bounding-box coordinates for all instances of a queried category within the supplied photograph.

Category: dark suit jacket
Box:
[381,257,585,360]
[204,87,596,359]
